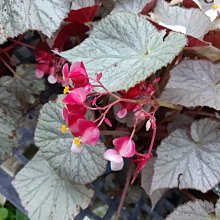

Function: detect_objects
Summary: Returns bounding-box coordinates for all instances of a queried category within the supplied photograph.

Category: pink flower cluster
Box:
[61,61,159,181]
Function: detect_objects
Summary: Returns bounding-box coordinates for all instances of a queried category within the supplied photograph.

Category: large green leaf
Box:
[0,108,17,160]
[35,95,107,184]
[0,0,71,44]
[0,64,45,104]
[160,60,220,110]
[13,151,94,220]
[59,12,186,92]
[151,118,220,193]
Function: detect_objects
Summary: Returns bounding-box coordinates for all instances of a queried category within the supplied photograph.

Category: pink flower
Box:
[77,119,100,145]
[62,62,90,88]
[104,136,135,171]
[62,88,87,105]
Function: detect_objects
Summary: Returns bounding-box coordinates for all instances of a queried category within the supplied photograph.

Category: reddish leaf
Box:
[53,22,89,51]
[182,0,200,9]
[203,30,220,49]
[65,4,101,23]
[141,0,156,14]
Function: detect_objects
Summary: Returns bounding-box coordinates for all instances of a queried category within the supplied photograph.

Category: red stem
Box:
[115,162,132,220]
[0,56,17,76]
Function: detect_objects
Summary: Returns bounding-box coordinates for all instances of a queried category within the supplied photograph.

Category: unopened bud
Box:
[146,120,151,131]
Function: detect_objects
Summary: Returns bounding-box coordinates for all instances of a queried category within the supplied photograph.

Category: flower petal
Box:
[117,107,127,118]
[71,141,83,154]
[48,75,57,84]
[62,63,69,80]
[36,69,44,78]
[113,136,135,158]
[103,149,123,163]
[110,161,124,171]
[62,88,86,105]
[78,119,100,145]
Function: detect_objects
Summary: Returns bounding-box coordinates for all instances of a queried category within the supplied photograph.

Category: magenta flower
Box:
[62,88,87,105]
[104,136,135,171]
[70,119,100,153]
[62,62,90,88]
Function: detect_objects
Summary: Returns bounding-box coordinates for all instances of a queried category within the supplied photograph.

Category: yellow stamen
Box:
[212,4,218,9]
[63,86,70,94]
[73,137,81,147]
[61,124,68,134]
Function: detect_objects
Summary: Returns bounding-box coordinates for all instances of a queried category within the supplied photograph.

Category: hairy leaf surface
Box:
[112,0,150,14]
[59,12,186,92]
[0,108,17,160]
[153,0,210,38]
[0,65,45,104]
[166,200,214,220]
[13,152,94,220]
[0,0,71,44]
[160,60,220,110]
[35,95,107,184]
[151,118,220,193]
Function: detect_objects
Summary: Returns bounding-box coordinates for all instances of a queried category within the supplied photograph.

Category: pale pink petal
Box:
[103,149,123,163]
[48,75,57,84]
[110,161,124,171]
[62,63,69,80]
[117,107,127,118]
[113,136,135,158]
[70,61,81,72]
[71,142,83,154]
[134,110,145,120]
[96,72,102,81]
[84,83,92,94]
[104,118,112,127]
[36,69,44,78]
[78,119,100,145]
[146,120,151,131]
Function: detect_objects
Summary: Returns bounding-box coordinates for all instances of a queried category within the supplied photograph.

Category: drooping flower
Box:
[62,87,87,105]
[62,62,90,88]
[104,136,135,171]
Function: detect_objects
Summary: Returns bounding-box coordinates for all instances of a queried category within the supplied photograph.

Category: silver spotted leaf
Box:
[151,118,220,193]
[0,0,71,44]
[0,78,21,120]
[12,151,94,220]
[59,12,186,92]
[112,0,150,14]
[71,0,96,9]
[153,0,210,38]
[166,200,214,220]
[0,64,45,104]
[160,60,220,110]
[0,108,17,160]
[35,95,107,184]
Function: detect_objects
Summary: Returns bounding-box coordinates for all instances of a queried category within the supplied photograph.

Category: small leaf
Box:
[35,95,107,184]
[166,200,214,220]
[153,0,211,38]
[0,108,17,160]
[0,208,8,220]
[160,60,220,110]
[0,0,71,44]
[13,151,94,220]
[0,64,45,104]
[59,12,186,92]
[0,80,21,120]
[151,118,220,193]
[112,0,151,14]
